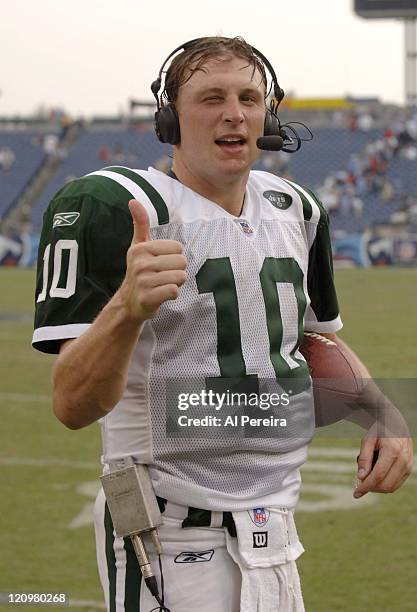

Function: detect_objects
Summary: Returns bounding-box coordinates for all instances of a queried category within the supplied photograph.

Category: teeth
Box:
[218,138,243,143]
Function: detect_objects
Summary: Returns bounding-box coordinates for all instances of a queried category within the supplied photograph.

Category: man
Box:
[33,37,413,612]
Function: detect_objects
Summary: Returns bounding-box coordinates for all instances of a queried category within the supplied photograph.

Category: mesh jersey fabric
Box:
[33,166,342,510]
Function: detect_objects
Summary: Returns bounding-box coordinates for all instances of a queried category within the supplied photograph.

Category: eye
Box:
[241,95,256,104]
[204,96,223,103]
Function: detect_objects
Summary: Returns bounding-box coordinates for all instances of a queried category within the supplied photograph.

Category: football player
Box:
[33,37,413,612]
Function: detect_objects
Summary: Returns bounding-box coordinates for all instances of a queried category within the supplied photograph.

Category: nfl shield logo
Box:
[236,220,254,235]
[249,508,270,527]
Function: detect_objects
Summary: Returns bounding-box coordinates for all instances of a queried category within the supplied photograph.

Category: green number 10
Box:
[196,257,310,393]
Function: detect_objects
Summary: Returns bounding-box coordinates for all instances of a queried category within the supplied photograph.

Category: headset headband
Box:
[150,37,285,110]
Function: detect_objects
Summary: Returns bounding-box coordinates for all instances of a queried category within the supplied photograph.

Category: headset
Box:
[150,37,292,152]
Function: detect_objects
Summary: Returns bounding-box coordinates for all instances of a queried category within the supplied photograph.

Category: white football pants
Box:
[94,488,305,612]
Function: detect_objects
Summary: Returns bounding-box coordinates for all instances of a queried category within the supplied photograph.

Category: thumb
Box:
[128,199,150,244]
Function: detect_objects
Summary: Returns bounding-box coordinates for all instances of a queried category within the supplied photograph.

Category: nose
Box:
[222,97,245,124]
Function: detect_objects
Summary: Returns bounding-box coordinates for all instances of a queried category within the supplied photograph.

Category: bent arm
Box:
[316,332,413,495]
[51,199,187,430]
[52,290,144,430]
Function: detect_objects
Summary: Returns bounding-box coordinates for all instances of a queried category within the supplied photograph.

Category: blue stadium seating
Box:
[16,124,417,233]
[31,128,169,230]
[282,127,381,187]
[0,131,49,219]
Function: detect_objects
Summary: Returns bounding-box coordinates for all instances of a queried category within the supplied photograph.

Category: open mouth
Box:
[215,137,247,150]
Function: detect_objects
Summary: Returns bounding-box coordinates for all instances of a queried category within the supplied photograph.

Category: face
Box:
[173,55,266,186]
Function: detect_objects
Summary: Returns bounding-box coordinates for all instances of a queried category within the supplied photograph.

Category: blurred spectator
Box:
[357,112,374,132]
[98,145,112,163]
[0,146,16,171]
[260,150,290,176]
[348,113,359,132]
[43,134,59,155]
[351,196,364,217]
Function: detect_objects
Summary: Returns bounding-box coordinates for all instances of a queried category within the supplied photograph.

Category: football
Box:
[299,332,367,427]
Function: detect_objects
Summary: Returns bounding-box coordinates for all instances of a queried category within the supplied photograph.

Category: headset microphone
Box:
[256,135,284,151]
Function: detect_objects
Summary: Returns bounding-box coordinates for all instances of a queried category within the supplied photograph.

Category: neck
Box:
[171,159,248,217]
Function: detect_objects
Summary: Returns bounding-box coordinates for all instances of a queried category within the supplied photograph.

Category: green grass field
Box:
[0,267,416,611]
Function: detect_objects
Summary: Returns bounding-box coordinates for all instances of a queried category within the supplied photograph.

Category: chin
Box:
[217,157,251,173]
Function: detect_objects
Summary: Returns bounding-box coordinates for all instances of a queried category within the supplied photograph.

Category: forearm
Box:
[329,335,409,435]
[52,289,144,429]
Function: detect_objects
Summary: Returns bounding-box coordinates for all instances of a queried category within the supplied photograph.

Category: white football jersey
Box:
[33,166,342,510]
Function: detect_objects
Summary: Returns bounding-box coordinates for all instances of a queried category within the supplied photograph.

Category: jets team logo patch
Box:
[174,550,214,563]
[263,190,292,210]
[53,212,80,228]
[253,532,268,548]
[249,508,270,527]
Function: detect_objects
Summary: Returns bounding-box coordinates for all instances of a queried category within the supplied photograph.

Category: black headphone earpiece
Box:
[154,103,181,144]
[152,38,286,148]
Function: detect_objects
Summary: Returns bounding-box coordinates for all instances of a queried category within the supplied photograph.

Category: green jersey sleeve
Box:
[280,178,342,332]
[303,188,342,333]
[32,174,134,353]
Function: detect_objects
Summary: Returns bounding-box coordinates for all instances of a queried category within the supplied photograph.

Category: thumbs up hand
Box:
[119,199,187,322]
[129,198,151,244]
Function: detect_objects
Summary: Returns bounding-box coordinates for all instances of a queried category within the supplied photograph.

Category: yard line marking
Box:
[302,461,357,474]
[304,459,416,474]
[298,484,377,512]
[0,457,98,469]
[308,448,358,458]
[68,482,101,529]
[0,392,50,403]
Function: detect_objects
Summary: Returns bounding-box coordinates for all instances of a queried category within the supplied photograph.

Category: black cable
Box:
[159,554,166,605]
[147,555,172,612]
[281,120,314,154]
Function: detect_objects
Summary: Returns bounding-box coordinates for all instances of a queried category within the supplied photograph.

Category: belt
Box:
[157,496,237,537]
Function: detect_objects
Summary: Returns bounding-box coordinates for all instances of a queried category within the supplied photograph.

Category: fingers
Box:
[354,446,392,498]
[122,206,188,321]
[136,252,187,272]
[356,436,378,482]
[144,270,187,289]
[354,437,414,498]
[140,284,182,311]
[129,199,150,244]
[137,240,184,257]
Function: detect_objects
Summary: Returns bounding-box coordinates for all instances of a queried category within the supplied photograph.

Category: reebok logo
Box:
[253,532,268,548]
[53,212,80,228]
[174,550,214,563]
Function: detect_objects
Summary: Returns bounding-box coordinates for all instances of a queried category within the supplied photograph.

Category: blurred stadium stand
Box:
[30,125,170,231]
[1,104,417,267]
[0,129,56,219]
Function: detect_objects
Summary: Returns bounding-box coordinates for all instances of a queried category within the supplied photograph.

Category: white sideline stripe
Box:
[69,599,106,609]
[302,461,357,474]
[0,392,50,403]
[0,457,98,469]
[0,451,413,474]
[309,448,358,458]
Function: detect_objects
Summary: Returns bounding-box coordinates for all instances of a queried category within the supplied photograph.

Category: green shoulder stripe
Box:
[301,184,328,223]
[103,166,169,225]
[52,173,135,210]
[281,178,312,221]
[282,178,328,224]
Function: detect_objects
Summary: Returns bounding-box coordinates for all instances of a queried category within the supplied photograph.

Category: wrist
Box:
[105,287,147,331]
